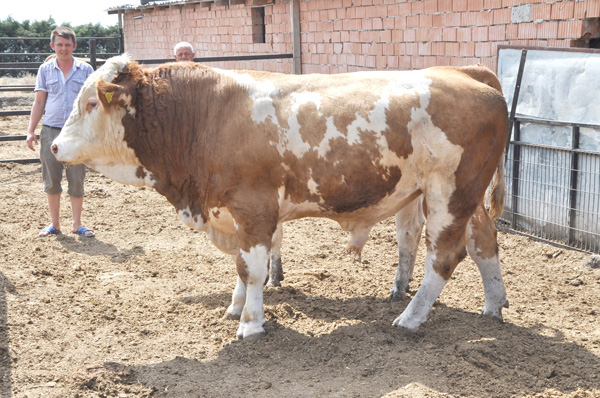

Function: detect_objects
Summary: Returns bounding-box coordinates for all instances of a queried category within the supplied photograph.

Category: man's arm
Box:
[26,90,47,151]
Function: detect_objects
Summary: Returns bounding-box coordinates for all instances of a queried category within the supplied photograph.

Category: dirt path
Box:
[1,94,599,398]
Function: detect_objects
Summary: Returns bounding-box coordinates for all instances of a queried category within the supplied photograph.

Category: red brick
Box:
[575,1,600,18]
[459,42,475,56]
[418,42,432,55]
[483,0,502,8]
[475,41,492,57]
[551,2,575,20]
[489,24,506,41]
[395,16,407,29]
[506,24,518,40]
[472,26,489,41]
[407,15,420,29]
[558,20,584,38]
[416,29,430,42]
[518,23,537,39]
[453,0,468,12]
[383,17,395,30]
[411,1,424,14]
[420,14,434,28]
[493,8,511,25]
[445,42,460,56]
[398,2,412,16]
[468,0,484,10]
[457,27,472,42]
[443,27,458,41]
[438,0,454,12]
[432,42,446,55]
[537,21,559,39]
[530,3,552,21]
[435,56,452,66]
[392,29,404,42]
[423,0,438,13]
[404,29,416,42]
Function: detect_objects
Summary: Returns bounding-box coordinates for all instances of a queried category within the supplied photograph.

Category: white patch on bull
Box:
[393,252,447,332]
[215,69,281,125]
[307,175,319,196]
[276,185,323,222]
[94,164,155,187]
[237,245,269,339]
[178,206,239,255]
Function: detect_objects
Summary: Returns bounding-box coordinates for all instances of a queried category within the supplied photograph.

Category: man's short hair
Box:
[51,27,77,45]
[174,41,194,55]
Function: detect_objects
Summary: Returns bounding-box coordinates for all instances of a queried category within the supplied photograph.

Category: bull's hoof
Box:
[222,311,241,321]
[389,289,408,301]
[266,278,281,288]
[480,299,509,322]
[240,330,266,343]
[392,315,422,334]
[236,323,266,342]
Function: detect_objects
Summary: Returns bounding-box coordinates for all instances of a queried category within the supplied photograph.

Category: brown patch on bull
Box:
[469,204,499,259]
[135,166,146,179]
[296,102,327,147]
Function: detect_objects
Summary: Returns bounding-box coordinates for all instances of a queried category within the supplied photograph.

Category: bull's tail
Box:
[458,64,503,93]
[488,155,506,221]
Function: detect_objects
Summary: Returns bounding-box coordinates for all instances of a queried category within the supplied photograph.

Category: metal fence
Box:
[502,118,600,254]
[499,46,600,254]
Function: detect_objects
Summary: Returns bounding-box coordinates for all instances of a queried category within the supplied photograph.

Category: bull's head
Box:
[52,54,150,186]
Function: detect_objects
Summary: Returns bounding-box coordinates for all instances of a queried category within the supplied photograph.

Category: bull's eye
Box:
[86,100,99,113]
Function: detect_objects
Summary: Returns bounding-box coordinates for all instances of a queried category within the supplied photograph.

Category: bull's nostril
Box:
[51,144,58,154]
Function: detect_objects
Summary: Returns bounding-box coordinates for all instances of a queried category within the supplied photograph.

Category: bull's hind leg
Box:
[466,205,508,320]
[267,224,284,287]
[390,196,425,301]
[393,207,469,333]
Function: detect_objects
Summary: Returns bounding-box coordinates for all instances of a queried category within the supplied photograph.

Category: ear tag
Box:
[105,92,114,104]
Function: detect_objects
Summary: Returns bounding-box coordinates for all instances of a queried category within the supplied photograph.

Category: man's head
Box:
[174,42,195,62]
[50,27,77,62]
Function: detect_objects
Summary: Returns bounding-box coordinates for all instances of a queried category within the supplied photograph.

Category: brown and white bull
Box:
[52,55,509,341]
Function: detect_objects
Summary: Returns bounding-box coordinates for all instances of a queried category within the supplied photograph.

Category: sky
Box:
[3,0,135,27]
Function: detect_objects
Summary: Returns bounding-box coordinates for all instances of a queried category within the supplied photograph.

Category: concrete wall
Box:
[121,0,600,73]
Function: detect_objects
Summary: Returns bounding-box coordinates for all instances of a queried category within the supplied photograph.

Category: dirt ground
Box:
[1,92,599,398]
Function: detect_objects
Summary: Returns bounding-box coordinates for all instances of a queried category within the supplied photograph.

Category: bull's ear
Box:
[97,78,130,109]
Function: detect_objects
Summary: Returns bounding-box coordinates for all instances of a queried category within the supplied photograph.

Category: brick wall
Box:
[122,0,600,73]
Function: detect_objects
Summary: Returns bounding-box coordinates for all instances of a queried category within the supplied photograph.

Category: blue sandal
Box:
[39,225,60,237]
[73,226,95,238]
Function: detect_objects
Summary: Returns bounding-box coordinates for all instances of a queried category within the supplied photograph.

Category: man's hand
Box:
[26,131,38,151]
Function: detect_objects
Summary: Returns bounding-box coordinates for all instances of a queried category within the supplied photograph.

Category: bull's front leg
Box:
[234,244,269,342]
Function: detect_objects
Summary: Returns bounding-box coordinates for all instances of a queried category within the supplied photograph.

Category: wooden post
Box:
[291,0,301,74]
[118,10,124,54]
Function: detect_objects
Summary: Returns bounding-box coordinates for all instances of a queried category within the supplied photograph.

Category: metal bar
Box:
[506,49,528,162]
[0,135,39,142]
[0,87,35,92]
[510,121,522,228]
[0,36,119,40]
[0,110,30,117]
[507,140,600,156]
[568,126,581,246]
[0,158,40,164]
[515,115,600,130]
[136,53,293,65]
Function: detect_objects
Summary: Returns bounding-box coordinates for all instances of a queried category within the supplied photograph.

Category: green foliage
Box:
[0,17,120,76]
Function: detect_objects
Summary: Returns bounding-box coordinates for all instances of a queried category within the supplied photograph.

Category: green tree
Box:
[0,17,120,76]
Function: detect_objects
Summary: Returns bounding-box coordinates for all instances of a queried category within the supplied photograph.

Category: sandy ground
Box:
[1,92,599,398]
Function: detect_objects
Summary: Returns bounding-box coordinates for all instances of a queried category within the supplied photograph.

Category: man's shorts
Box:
[40,125,86,197]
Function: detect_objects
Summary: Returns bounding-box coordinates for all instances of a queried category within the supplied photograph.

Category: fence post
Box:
[510,120,521,229]
[89,39,97,70]
[568,126,581,246]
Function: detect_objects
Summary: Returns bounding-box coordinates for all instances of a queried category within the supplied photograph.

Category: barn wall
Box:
[121,0,600,72]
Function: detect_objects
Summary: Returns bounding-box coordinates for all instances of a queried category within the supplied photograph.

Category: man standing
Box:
[173,41,195,62]
[25,27,95,238]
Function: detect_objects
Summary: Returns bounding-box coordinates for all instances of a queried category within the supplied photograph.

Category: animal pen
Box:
[1,43,599,255]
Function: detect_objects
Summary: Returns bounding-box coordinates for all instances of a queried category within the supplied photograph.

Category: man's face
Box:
[175,47,195,62]
[50,36,76,62]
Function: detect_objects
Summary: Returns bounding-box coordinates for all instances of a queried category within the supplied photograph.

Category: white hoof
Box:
[236,321,266,341]
[392,314,421,334]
